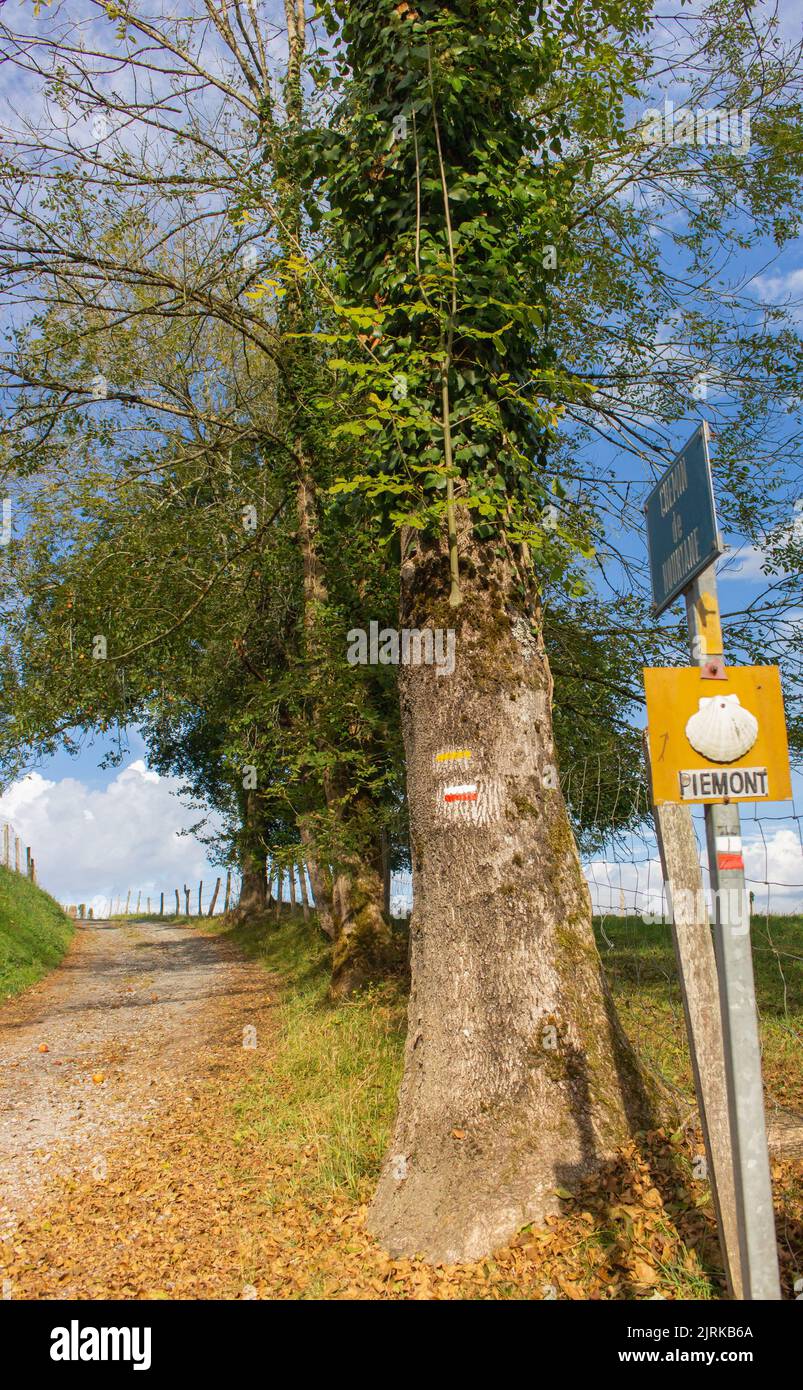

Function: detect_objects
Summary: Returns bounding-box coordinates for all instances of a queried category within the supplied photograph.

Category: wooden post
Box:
[160,891,164,916]
[684,561,780,1299]
[136,890,141,914]
[79,902,85,919]
[647,741,742,1299]
[224,869,232,914]
[30,858,36,885]
[88,906,94,919]
[15,836,20,872]
[175,888,180,915]
[198,881,203,916]
[147,896,151,914]
[208,877,221,916]
[289,866,297,913]
[299,864,311,921]
[125,889,131,916]
[184,884,190,916]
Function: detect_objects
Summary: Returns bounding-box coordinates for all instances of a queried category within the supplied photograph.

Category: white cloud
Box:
[743,827,803,913]
[0,761,227,916]
[585,822,803,921]
[751,267,803,324]
[720,543,768,581]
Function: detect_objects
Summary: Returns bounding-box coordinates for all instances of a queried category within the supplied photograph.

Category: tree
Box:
[0,0,400,985]
[312,0,803,1258]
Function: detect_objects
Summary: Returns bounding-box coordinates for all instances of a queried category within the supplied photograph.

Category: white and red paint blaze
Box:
[443,783,478,804]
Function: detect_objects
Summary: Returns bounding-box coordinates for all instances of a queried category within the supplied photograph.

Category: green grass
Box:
[0,866,74,999]
[595,913,803,1115]
[227,913,408,1199]
[220,910,802,1217]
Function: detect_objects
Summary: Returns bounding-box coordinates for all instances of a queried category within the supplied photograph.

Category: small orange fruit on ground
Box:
[38,1043,49,1053]
[91,1072,105,1085]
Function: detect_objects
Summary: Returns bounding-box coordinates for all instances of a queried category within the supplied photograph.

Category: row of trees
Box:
[0,0,801,1258]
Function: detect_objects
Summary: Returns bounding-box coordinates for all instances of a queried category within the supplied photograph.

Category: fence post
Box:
[224,869,232,914]
[198,881,203,916]
[15,836,20,873]
[208,877,221,917]
[125,889,131,916]
[289,866,297,913]
[184,884,190,916]
[175,888,180,915]
[136,890,141,914]
[30,858,36,885]
[160,891,164,917]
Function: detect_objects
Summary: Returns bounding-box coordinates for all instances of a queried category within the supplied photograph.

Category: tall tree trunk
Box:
[296,472,391,988]
[368,527,652,1262]
[329,833,393,1000]
[299,819,336,939]
[380,827,391,918]
[298,863,311,920]
[234,789,268,919]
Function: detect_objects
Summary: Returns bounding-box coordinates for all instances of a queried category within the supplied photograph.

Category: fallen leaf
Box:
[631,1258,659,1286]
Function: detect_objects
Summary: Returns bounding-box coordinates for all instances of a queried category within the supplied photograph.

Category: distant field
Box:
[595,913,803,1116]
[0,867,74,999]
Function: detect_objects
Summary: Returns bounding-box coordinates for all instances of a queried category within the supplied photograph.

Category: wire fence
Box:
[571,756,803,923]
[385,758,803,923]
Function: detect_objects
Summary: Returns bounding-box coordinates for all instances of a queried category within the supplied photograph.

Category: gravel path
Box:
[0,918,266,1233]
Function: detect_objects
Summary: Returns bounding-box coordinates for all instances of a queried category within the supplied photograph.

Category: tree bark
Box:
[380,827,391,918]
[233,789,268,919]
[368,527,653,1262]
[298,863,311,920]
[299,820,336,939]
[330,844,393,1000]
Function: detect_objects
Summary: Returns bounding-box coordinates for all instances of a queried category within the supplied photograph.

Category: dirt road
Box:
[0,918,268,1232]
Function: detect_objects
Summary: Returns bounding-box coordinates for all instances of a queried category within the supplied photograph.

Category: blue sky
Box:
[0,0,801,915]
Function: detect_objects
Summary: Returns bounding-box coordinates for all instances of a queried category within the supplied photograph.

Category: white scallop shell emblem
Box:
[684,694,759,763]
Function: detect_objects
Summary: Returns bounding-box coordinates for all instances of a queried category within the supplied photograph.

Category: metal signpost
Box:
[643,421,784,1300]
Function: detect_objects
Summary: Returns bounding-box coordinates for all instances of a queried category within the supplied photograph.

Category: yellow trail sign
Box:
[643,665,792,805]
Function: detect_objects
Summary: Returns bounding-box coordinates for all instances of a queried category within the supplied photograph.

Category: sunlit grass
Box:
[0,866,74,998]
[227,913,407,1199]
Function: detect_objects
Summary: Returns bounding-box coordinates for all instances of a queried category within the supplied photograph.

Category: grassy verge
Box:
[217,909,802,1298]
[0,866,74,1000]
[226,913,407,1198]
